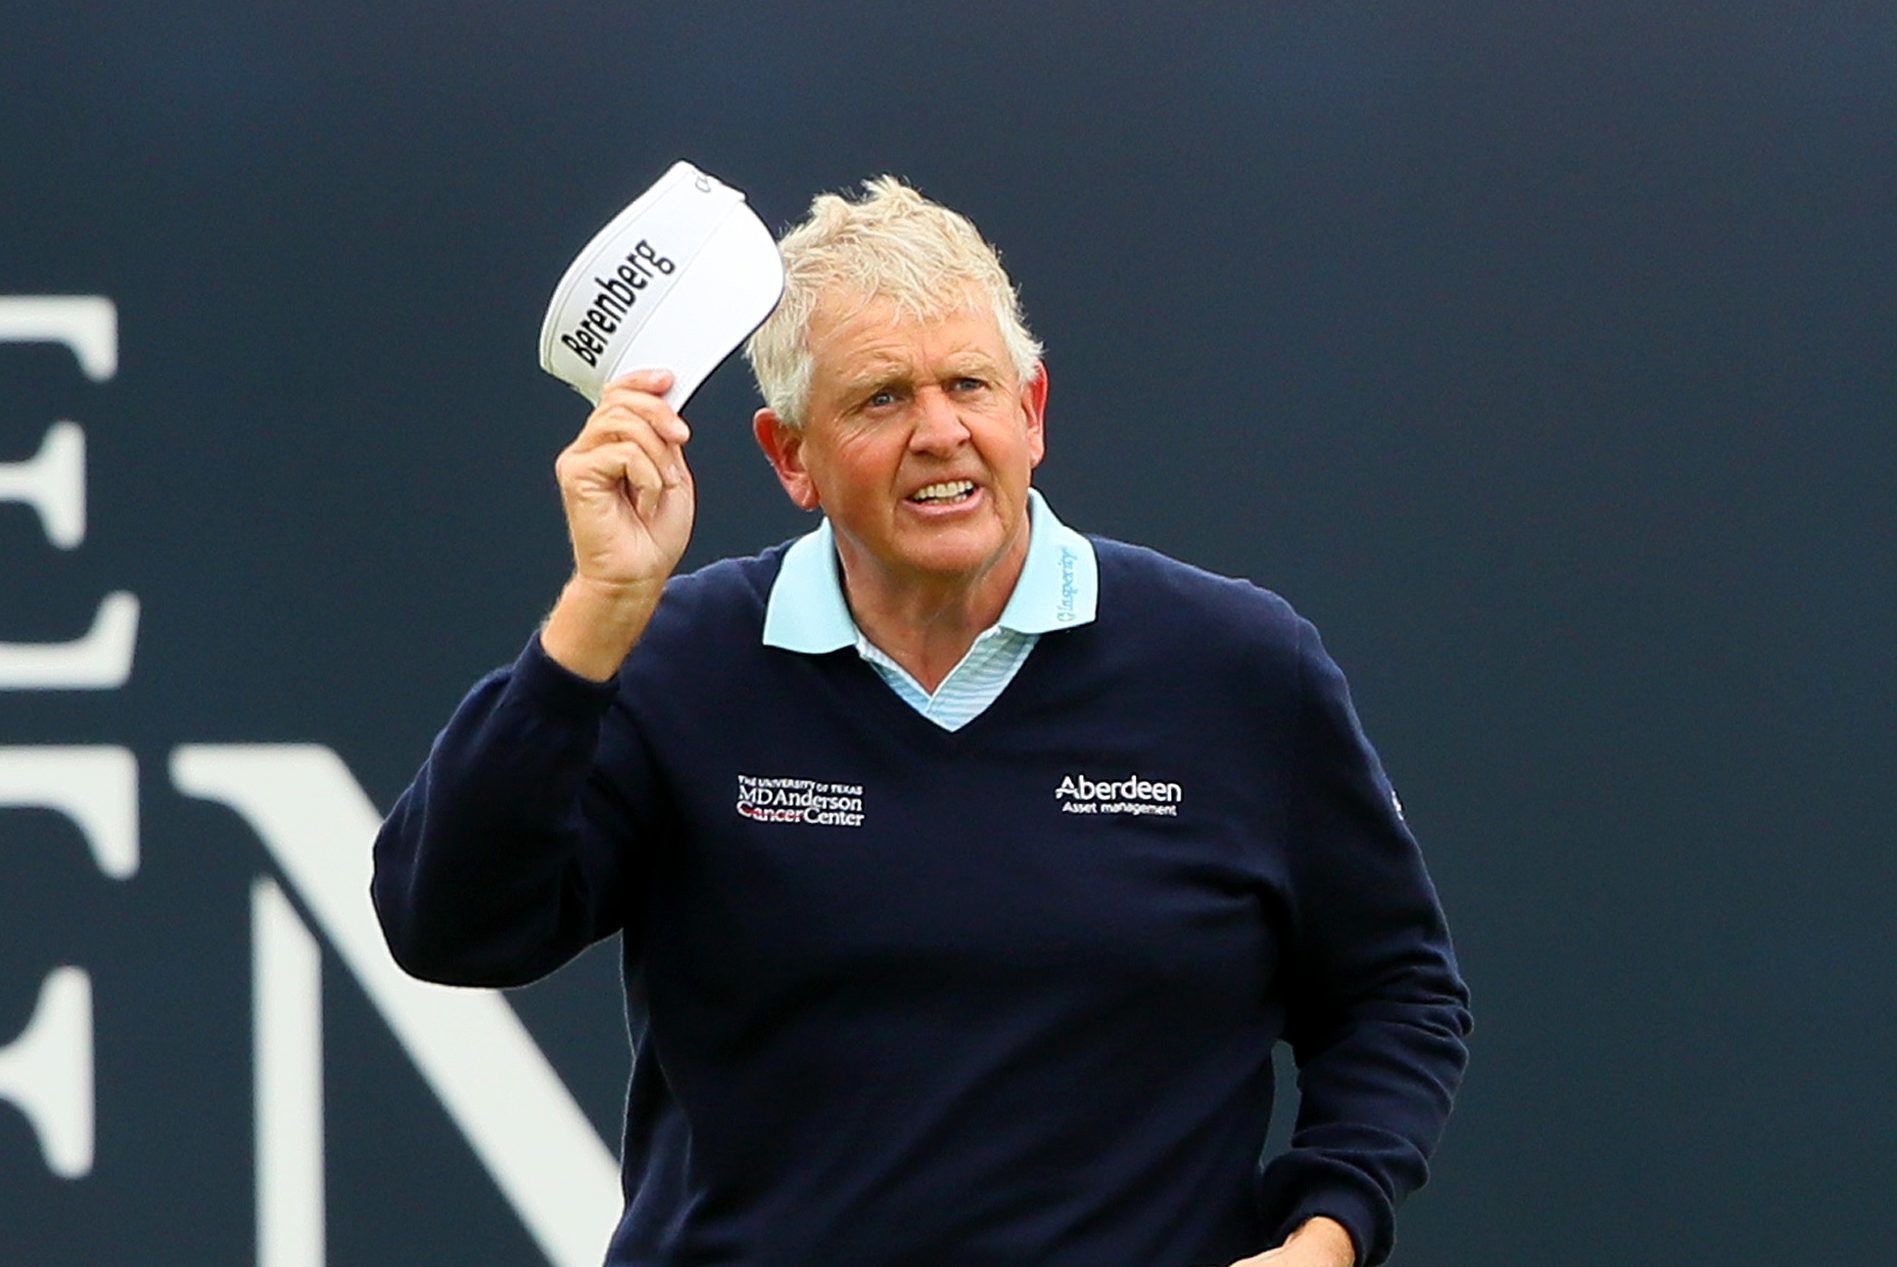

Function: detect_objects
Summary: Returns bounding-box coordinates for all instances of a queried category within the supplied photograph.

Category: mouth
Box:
[907,479,977,506]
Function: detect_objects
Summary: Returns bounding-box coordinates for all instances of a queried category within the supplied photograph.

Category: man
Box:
[373,177,1470,1267]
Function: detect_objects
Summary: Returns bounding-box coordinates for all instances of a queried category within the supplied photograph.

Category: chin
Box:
[897,531,1006,578]
[899,553,986,581]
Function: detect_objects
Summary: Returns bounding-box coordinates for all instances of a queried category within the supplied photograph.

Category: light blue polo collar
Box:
[762,489,1099,652]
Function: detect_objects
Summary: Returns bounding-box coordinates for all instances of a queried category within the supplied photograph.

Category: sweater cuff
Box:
[1265,1168,1390,1267]
[508,629,622,715]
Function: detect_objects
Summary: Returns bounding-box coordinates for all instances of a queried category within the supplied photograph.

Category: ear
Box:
[1020,361,1049,469]
[753,408,821,510]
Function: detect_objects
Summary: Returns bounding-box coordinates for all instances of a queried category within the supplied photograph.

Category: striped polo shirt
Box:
[760,489,1100,730]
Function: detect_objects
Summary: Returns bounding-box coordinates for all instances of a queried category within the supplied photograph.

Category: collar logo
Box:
[1055,545,1081,623]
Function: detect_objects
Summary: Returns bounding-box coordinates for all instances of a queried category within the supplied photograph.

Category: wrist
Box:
[561,571,665,611]
[1285,1216,1355,1267]
[539,574,664,681]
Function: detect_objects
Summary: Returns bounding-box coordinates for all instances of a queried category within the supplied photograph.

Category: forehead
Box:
[806,288,1008,384]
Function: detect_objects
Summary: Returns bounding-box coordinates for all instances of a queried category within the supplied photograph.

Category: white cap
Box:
[538,160,785,408]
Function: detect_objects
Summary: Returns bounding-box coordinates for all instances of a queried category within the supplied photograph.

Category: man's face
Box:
[756,290,1047,597]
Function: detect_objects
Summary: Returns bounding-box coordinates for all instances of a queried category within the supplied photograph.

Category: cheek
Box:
[818,440,899,504]
[997,424,1043,473]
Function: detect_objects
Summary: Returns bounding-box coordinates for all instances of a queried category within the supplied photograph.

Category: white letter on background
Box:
[254,878,325,1267]
[0,296,118,380]
[0,296,138,689]
[0,421,87,548]
[0,746,139,879]
[171,744,618,1267]
[0,967,94,1179]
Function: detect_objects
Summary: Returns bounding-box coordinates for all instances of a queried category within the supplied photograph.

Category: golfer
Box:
[374,176,1471,1267]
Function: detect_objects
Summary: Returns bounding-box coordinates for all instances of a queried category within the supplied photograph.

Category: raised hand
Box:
[540,369,696,680]
[555,368,696,587]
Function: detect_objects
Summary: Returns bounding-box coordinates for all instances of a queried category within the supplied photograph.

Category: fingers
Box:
[588,370,690,445]
[610,440,667,512]
[558,369,692,499]
[602,366,675,399]
[555,437,684,522]
[607,436,692,516]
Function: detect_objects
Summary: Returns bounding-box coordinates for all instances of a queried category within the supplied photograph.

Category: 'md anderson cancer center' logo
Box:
[735,773,866,827]
[1055,773,1183,817]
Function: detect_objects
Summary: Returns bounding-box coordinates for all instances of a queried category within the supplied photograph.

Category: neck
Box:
[838,531,1029,693]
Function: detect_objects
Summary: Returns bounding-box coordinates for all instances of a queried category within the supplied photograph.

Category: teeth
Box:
[911,480,974,503]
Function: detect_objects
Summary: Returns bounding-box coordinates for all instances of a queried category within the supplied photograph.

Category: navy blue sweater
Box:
[373,538,1470,1267]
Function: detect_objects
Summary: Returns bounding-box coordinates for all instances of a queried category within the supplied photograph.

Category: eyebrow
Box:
[838,364,911,399]
[841,352,1004,396]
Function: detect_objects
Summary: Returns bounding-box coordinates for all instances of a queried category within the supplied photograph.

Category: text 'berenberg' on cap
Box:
[538,160,785,409]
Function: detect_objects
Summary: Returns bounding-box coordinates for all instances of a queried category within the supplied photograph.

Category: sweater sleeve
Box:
[1257,618,1473,1266]
[371,632,663,988]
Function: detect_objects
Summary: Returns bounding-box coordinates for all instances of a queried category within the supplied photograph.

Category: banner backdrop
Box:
[4,7,1891,1264]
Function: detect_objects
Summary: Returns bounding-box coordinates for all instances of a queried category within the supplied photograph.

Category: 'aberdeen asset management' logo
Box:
[1054,772,1183,817]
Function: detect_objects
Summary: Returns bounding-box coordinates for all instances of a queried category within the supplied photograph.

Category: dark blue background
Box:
[4,5,1892,1263]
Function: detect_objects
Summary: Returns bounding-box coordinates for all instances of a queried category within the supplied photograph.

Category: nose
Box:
[908,386,970,454]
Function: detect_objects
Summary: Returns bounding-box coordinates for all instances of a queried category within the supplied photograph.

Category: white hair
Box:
[743,176,1042,428]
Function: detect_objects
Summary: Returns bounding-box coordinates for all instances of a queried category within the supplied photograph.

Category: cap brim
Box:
[601,204,784,410]
[538,161,785,409]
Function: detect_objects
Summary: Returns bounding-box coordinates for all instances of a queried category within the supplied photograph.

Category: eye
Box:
[951,376,987,393]
[865,388,897,408]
